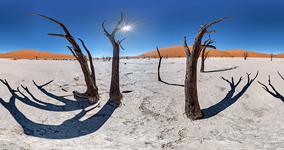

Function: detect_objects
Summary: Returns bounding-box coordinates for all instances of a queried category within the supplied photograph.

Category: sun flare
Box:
[122,25,131,31]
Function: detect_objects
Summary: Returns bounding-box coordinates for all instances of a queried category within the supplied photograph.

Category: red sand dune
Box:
[0,50,76,60]
[138,46,282,58]
[138,46,232,58]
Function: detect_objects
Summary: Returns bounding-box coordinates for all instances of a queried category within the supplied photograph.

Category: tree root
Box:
[73,91,99,103]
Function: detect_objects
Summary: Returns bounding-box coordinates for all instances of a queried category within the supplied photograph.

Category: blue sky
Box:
[0,0,284,57]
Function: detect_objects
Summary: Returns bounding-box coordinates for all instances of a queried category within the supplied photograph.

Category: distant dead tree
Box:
[102,10,134,106]
[183,17,231,120]
[165,54,169,59]
[271,53,273,61]
[30,14,99,103]
[200,34,215,72]
[156,47,163,81]
[243,52,248,60]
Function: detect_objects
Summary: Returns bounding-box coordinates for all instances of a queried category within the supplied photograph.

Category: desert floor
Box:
[0,57,284,150]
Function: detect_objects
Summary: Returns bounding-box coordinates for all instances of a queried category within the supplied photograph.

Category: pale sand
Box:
[0,57,283,149]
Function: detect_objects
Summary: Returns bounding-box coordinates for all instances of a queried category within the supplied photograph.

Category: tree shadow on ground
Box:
[0,79,117,139]
[200,71,259,119]
[159,80,184,87]
[203,66,238,73]
[258,71,284,102]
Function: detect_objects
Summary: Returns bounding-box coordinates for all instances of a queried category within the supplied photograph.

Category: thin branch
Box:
[183,36,190,57]
[205,17,232,29]
[78,38,96,82]
[204,50,210,60]
[47,34,66,38]
[29,14,72,37]
[117,40,125,50]
[67,46,77,58]
[156,47,163,58]
[205,30,217,34]
[119,37,125,43]
[111,10,124,36]
[102,20,111,37]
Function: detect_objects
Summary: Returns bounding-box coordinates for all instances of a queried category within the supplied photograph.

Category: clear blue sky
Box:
[0,0,284,57]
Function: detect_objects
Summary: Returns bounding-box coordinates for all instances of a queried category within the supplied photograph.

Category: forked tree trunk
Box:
[102,11,134,106]
[156,47,163,81]
[184,17,231,120]
[30,14,99,103]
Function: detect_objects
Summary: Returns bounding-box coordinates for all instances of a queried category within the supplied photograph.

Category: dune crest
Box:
[138,46,283,58]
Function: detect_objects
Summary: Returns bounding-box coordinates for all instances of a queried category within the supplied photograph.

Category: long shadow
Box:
[0,79,94,111]
[203,66,238,73]
[159,80,184,87]
[0,79,117,139]
[258,72,284,102]
[200,71,259,119]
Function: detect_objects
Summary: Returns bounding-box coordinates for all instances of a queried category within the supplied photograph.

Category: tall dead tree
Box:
[30,14,99,103]
[200,34,215,72]
[243,52,248,60]
[157,47,163,81]
[271,53,273,61]
[102,11,133,106]
[184,17,231,120]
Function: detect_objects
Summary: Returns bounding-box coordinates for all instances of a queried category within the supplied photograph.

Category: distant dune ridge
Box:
[138,46,282,58]
[0,50,75,60]
[0,47,282,60]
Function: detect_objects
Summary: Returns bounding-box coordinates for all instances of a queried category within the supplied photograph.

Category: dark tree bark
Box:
[102,11,134,106]
[200,35,215,73]
[271,53,273,61]
[30,14,99,103]
[184,17,231,120]
[243,52,248,60]
[156,47,163,81]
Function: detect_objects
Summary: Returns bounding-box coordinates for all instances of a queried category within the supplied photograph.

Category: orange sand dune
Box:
[138,46,279,58]
[274,53,284,58]
[224,49,270,58]
[0,50,76,60]
[138,46,232,58]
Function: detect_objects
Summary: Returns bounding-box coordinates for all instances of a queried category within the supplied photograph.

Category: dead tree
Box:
[156,47,163,81]
[200,34,215,72]
[102,11,133,106]
[184,17,231,120]
[271,53,273,61]
[30,14,99,103]
[243,52,248,60]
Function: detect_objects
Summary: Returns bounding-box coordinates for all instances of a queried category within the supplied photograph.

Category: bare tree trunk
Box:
[271,53,273,61]
[30,14,99,103]
[243,52,248,60]
[157,47,163,81]
[184,17,231,120]
[200,49,211,72]
[102,11,134,106]
[200,35,214,73]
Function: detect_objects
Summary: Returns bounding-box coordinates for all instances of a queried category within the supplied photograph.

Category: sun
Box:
[122,25,131,31]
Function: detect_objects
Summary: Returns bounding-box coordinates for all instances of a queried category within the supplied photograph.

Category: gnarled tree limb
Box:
[30,14,99,103]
